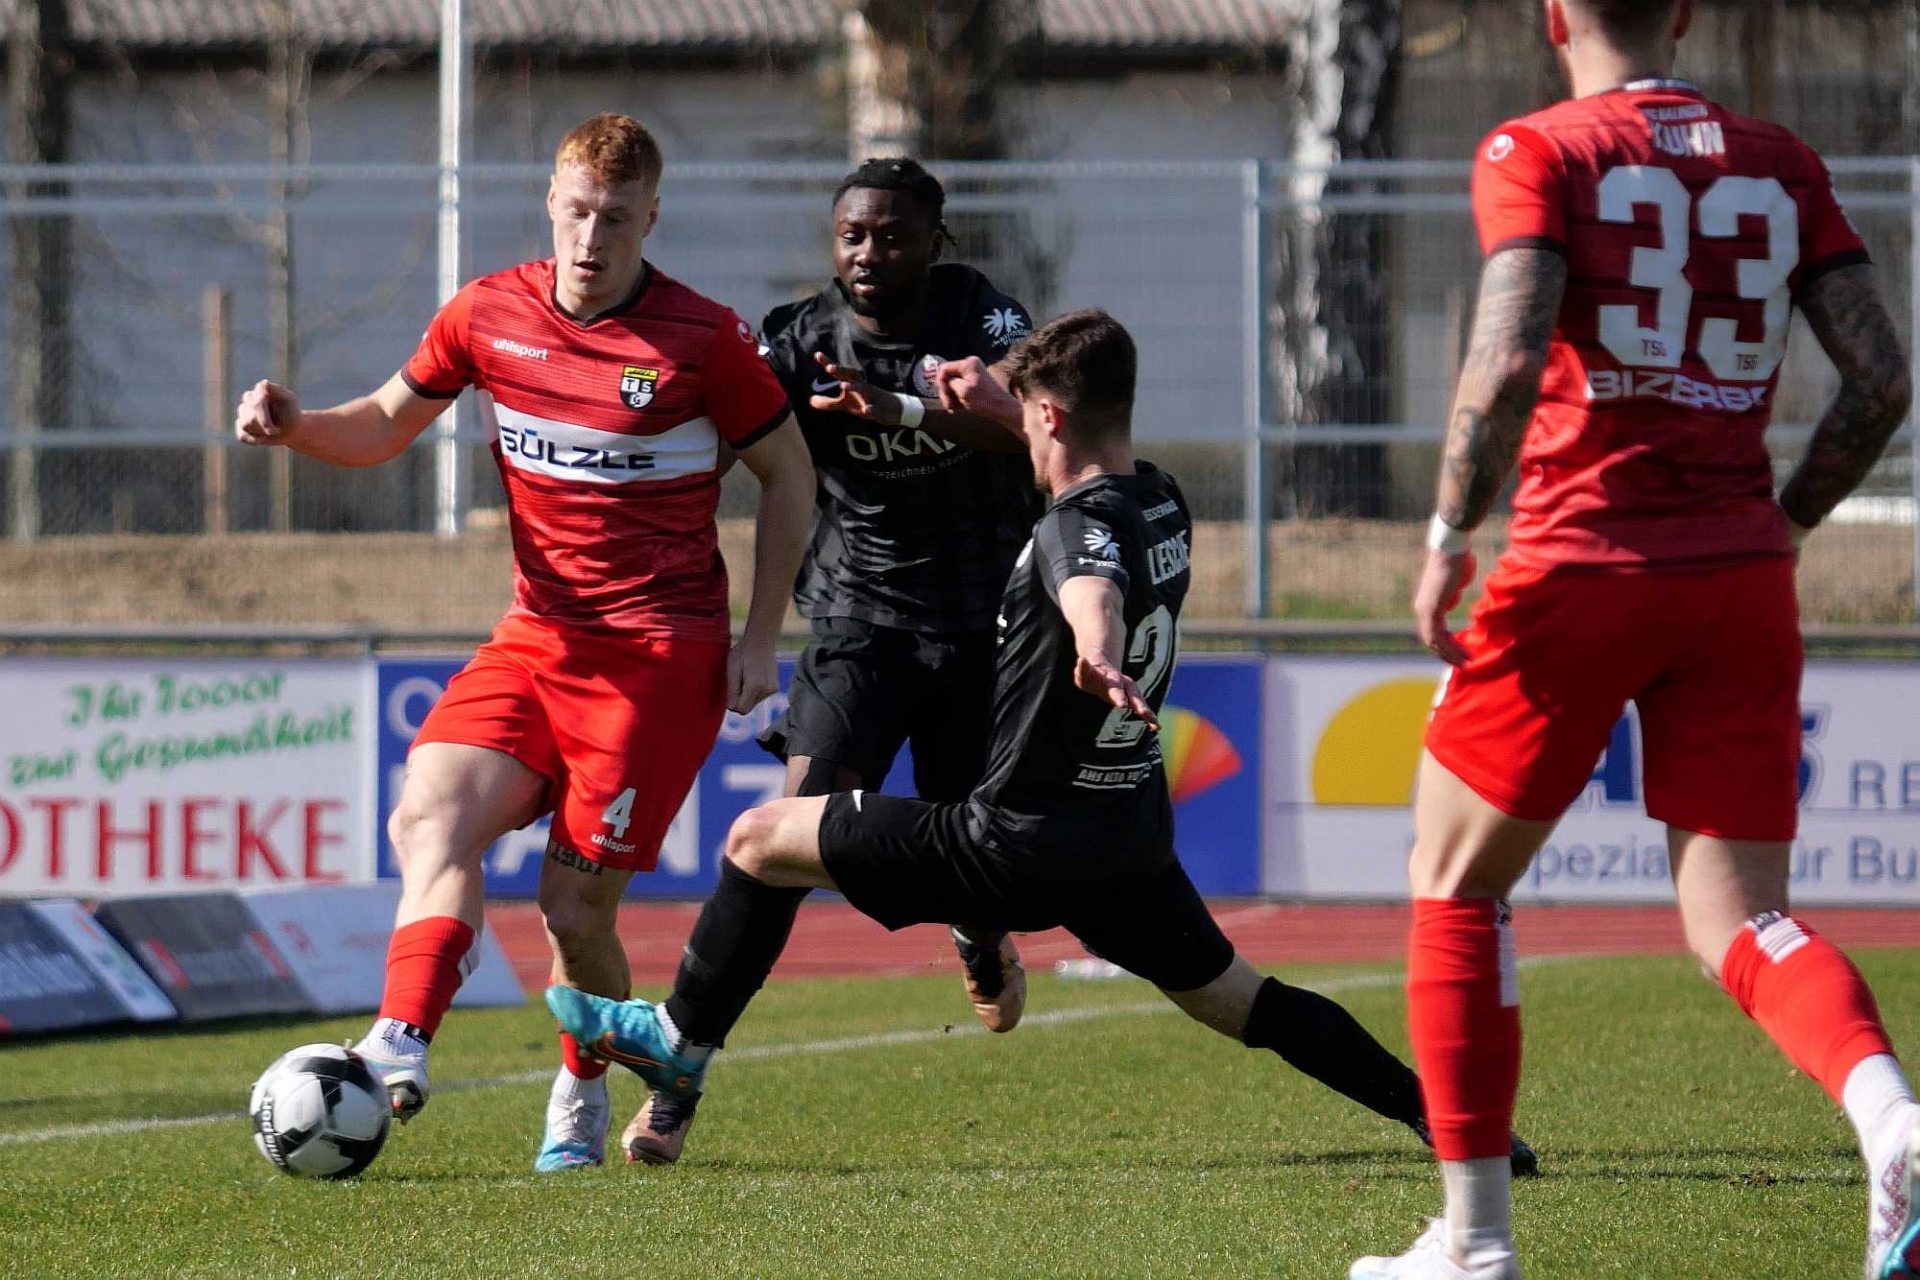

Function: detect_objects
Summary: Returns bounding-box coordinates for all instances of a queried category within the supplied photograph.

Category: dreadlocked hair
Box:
[833,157,959,249]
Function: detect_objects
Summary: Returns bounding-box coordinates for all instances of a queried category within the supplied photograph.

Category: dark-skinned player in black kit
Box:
[608,159,1042,1166]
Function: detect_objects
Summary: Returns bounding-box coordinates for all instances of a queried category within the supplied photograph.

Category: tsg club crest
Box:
[619,365,659,410]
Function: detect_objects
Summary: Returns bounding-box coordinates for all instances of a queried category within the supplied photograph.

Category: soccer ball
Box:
[248,1043,391,1179]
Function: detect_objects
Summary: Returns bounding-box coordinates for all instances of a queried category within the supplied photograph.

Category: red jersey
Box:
[403,260,790,638]
[1471,80,1868,569]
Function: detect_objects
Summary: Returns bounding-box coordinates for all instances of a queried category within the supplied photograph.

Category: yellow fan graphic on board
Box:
[1310,678,1441,805]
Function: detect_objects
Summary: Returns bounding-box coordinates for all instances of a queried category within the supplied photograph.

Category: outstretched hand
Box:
[809,352,902,424]
[1073,653,1159,732]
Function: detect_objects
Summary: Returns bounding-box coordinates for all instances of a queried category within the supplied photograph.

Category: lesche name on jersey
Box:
[483,397,718,485]
[1146,530,1191,585]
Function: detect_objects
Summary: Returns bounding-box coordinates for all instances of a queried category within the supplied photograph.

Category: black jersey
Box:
[971,462,1193,879]
[761,263,1039,634]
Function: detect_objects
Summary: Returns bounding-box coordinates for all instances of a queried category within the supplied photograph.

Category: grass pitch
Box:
[5,952,1914,1277]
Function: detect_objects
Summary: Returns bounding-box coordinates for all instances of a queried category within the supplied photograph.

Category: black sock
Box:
[1242,977,1424,1127]
[663,859,806,1048]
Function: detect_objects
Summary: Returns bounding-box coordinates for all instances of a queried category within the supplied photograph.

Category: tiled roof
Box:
[1040,0,1292,48]
[33,0,1292,52]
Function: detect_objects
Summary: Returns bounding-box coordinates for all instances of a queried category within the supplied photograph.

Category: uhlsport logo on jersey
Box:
[619,365,659,409]
[1161,704,1243,804]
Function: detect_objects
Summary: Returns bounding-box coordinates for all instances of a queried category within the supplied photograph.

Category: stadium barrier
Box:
[0,884,524,1039]
[26,897,176,1023]
[92,893,310,1022]
[241,882,522,1013]
[0,897,166,1033]
[0,648,1917,907]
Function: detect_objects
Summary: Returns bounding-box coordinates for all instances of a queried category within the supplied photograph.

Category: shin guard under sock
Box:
[1719,913,1895,1103]
[1407,897,1521,1162]
[376,916,476,1040]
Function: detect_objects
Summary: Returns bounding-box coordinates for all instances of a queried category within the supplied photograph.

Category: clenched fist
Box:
[932,356,1022,429]
[234,379,302,447]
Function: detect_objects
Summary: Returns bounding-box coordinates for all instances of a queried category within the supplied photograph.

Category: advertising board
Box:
[0,660,372,896]
[376,654,1264,898]
[1266,657,1920,904]
[93,893,310,1021]
[242,882,525,1012]
[0,900,131,1034]
[27,898,176,1022]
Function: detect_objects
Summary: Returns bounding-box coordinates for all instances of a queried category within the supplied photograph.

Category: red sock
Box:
[1408,897,1521,1161]
[1719,914,1894,1103]
[560,1032,608,1081]
[377,916,476,1038]
[558,986,627,1081]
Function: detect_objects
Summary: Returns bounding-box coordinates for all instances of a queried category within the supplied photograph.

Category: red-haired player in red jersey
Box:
[233,114,814,1173]
[1351,4,1919,1279]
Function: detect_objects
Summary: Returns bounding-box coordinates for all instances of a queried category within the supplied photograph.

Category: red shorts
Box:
[414,615,728,871]
[1425,556,1802,840]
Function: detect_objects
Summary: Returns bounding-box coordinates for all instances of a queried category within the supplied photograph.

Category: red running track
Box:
[487,900,1920,993]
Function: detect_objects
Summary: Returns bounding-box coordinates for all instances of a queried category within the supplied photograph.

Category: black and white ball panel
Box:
[248,1043,390,1179]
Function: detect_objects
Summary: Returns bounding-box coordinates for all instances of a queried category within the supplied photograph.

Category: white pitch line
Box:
[0,959,1575,1149]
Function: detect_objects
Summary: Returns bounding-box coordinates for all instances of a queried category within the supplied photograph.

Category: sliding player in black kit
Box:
[550,311,1536,1175]
[608,159,1041,1165]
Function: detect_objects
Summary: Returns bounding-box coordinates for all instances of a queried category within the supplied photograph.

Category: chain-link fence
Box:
[0,156,1913,627]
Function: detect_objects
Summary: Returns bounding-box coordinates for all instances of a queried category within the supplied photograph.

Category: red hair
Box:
[555,113,663,188]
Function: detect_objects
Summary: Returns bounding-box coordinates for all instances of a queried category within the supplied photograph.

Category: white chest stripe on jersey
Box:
[479,395,719,485]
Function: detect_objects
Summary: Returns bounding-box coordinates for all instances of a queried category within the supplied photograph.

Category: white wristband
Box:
[892,392,925,428]
[1426,513,1471,555]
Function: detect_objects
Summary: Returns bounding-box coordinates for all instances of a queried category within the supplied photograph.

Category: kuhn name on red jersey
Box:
[1585,368,1770,413]
[1647,119,1726,159]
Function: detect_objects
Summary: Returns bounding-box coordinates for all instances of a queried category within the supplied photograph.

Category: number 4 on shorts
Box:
[601,787,637,838]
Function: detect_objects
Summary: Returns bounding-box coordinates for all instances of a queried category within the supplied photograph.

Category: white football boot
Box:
[1867,1109,1920,1279]
[352,1021,431,1124]
[533,1067,611,1172]
[1350,1220,1522,1280]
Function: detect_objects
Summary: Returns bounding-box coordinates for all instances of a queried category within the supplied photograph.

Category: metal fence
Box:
[0,157,1914,625]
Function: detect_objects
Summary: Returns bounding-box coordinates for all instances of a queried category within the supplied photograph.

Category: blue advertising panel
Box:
[375,653,1261,899]
[1161,657,1264,894]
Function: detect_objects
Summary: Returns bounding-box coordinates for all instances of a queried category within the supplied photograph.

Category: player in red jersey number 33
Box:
[232,114,814,1174]
[1352,4,1920,1279]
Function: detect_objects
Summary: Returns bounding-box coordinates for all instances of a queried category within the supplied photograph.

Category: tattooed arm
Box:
[1414,246,1568,664]
[1433,248,1568,531]
[1779,264,1912,532]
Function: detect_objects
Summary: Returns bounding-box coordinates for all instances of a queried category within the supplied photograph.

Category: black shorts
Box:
[760,617,997,800]
[816,790,1236,993]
